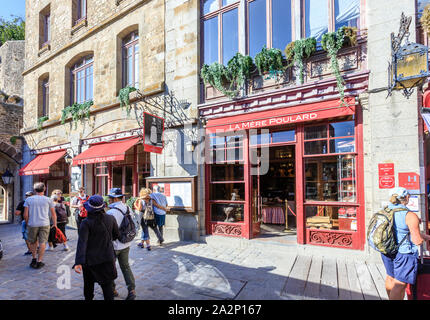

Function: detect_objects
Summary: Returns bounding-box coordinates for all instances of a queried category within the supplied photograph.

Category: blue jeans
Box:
[140,219,163,242]
[21,220,28,241]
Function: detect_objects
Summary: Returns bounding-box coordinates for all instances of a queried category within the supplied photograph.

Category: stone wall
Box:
[0,41,25,98]
[364,0,422,257]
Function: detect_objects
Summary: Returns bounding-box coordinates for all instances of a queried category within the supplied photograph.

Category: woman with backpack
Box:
[381,187,430,300]
[135,188,165,251]
[73,195,119,300]
[51,191,70,251]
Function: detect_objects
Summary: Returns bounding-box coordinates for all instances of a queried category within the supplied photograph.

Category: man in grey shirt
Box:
[24,182,57,269]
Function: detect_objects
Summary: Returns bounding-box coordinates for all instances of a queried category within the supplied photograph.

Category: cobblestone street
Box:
[0,223,390,300]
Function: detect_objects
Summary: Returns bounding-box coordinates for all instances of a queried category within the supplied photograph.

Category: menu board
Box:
[146,176,197,213]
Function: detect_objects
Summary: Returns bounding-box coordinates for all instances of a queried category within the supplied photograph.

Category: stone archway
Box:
[0,141,22,164]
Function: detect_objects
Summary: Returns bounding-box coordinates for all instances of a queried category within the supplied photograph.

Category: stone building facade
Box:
[21,0,201,240]
[0,40,25,223]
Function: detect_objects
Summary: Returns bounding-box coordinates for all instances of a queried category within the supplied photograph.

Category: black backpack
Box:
[112,206,137,244]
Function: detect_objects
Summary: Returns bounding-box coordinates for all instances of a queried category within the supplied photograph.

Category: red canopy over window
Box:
[19,150,66,176]
[72,137,140,166]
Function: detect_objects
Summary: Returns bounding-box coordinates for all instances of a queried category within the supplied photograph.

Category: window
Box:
[248,0,293,57]
[73,0,87,26]
[39,6,51,48]
[123,31,139,89]
[201,0,239,65]
[71,55,93,104]
[303,0,360,40]
[303,119,357,232]
[207,131,245,223]
[94,162,109,196]
[42,78,49,117]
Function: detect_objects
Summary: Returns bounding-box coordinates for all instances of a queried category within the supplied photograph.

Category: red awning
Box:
[72,137,140,166]
[206,97,356,133]
[19,150,66,176]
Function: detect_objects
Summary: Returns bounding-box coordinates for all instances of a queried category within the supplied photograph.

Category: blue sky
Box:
[0,0,26,20]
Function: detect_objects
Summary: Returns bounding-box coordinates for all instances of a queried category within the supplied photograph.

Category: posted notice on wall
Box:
[407,195,419,212]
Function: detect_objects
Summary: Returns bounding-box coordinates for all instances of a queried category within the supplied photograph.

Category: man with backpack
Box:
[71,187,89,230]
[106,188,136,300]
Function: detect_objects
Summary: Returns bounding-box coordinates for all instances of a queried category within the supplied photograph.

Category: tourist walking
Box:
[14,191,34,255]
[136,188,164,250]
[70,187,89,229]
[73,195,119,301]
[23,182,57,269]
[151,185,168,244]
[106,188,136,300]
[51,191,70,251]
[381,187,430,300]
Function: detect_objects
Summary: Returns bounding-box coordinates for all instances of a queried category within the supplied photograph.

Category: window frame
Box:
[201,0,240,65]
[122,31,140,89]
[70,55,94,105]
[74,0,87,26]
[246,0,295,55]
[301,0,361,40]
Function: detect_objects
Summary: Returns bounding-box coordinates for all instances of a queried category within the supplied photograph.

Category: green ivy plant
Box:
[254,46,284,80]
[118,86,137,117]
[201,53,254,99]
[126,196,137,210]
[9,135,19,145]
[37,116,49,131]
[321,26,357,106]
[61,100,93,129]
[284,37,317,84]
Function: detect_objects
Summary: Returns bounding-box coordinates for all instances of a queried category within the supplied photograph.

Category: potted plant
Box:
[254,46,285,80]
[284,37,317,84]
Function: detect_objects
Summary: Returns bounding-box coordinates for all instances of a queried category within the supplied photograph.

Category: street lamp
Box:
[1,168,13,185]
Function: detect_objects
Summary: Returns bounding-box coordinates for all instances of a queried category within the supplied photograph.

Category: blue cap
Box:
[108,188,124,198]
[389,187,410,199]
[83,195,105,213]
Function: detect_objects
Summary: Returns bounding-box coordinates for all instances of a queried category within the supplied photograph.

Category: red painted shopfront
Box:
[204,97,365,250]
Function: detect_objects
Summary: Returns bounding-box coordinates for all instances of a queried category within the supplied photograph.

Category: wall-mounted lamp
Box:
[186,140,198,152]
[1,169,14,185]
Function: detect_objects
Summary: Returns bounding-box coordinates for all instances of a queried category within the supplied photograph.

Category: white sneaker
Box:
[63,245,69,251]
[47,246,54,252]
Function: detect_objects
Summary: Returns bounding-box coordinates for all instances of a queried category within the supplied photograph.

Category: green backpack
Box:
[367,206,409,256]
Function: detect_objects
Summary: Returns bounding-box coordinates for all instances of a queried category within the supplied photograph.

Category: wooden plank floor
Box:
[281,254,388,300]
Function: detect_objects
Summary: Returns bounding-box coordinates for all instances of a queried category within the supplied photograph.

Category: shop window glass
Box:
[272,130,295,143]
[250,132,270,145]
[210,183,245,201]
[211,203,244,222]
[305,205,357,231]
[249,0,267,57]
[329,137,355,153]
[304,155,356,202]
[329,120,354,137]
[222,8,238,64]
[304,0,329,40]
[124,166,133,199]
[272,0,292,51]
[203,17,219,64]
[223,0,238,6]
[304,140,328,155]
[211,164,244,181]
[113,167,122,189]
[304,125,327,140]
[334,0,360,30]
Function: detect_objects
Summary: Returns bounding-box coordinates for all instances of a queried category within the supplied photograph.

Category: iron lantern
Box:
[1,169,13,185]
[388,13,430,98]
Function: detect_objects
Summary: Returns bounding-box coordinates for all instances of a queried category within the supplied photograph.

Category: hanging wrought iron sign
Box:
[388,13,430,99]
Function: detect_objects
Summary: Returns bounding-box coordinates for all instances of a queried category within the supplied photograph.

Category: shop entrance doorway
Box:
[251,144,296,240]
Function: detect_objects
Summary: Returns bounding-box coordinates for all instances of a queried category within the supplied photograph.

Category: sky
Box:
[0,0,26,20]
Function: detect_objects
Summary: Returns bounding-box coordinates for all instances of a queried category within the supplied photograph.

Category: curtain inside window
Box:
[305,0,328,40]
[334,0,360,30]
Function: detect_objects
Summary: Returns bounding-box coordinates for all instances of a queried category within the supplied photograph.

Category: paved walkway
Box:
[0,223,390,300]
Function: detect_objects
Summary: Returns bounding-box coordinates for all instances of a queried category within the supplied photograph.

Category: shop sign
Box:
[71,166,82,193]
[75,155,121,165]
[20,169,49,176]
[398,172,420,192]
[143,112,164,154]
[378,163,395,189]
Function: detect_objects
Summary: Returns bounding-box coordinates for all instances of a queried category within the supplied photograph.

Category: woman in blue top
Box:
[381,187,430,300]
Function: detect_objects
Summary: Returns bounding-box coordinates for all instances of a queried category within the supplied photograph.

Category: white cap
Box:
[389,187,410,199]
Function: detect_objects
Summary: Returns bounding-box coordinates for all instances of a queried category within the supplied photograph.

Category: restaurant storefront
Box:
[204,97,365,250]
